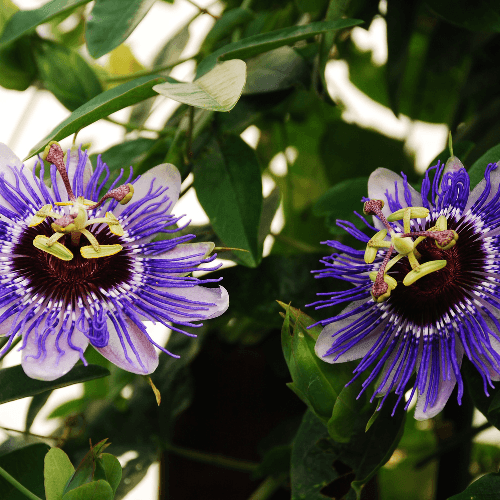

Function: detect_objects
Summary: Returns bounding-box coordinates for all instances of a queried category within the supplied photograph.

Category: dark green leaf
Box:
[26,75,166,159]
[313,177,368,234]
[290,410,338,500]
[85,0,156,58]
[426,0,500,32]
[467,143,500,190]
[63,439,110,495]
[0,364,110,404]
[0,36,37,91]
[202,7,255,56]
[44,447,75,500]
[252,445,291,479]
[448,472,500,499]
[0,443,50,500]
[281,304,354,422]
[194,136,263,267]
[33,39,103,111]
[385,0,420,115]
[25,391,52,432]
[196,18,363,77]
[0,0,91,47]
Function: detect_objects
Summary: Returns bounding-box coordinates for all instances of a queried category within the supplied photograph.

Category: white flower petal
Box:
[96,317,159,374]
[116,163,181,221]
[414,341,464,420]
[315,300,388,363]
[21,326,89,381]
[465,163,500,212]
[368,168,423,229]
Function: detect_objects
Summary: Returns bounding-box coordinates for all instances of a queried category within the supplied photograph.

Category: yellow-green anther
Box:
[392,235,414,255]
[403,260,447,286]
[33,235,74,261]
[369,271,397,290]
[105,212,125,236]
[28,205,58,227]
[387,207,430,222]
[365,246,378,264]
[435,215,448,231]
[81,244,123,259]
[372,287,391,303]
[80,228,100,252]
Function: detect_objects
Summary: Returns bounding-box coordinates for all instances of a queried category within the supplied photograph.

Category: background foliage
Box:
[2,0,500,499]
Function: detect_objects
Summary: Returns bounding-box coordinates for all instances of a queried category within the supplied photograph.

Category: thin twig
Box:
[164,442,258,473]
[247,474,287,500]
[184,0,219,19]
[0,425,58,442]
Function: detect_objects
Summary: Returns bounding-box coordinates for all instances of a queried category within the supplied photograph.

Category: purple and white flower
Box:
[310,158,500,419]
[0,142,228,381]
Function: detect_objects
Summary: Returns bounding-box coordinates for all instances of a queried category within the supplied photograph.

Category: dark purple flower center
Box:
[13,221,133,304]
[388,217,486,326]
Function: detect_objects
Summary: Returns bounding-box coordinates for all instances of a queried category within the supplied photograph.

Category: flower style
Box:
[310,156,500,419]
[0,142,228,380]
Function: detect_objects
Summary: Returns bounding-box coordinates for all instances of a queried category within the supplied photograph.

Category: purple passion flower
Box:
[0,142,228,381]
[309,158,500,419]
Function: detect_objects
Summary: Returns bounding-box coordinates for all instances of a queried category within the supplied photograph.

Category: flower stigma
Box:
[29,142,134,261]
[363,199,458,303]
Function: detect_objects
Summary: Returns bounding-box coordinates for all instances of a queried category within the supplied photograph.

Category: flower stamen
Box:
[363,202,459,301]
[29,142,134,261]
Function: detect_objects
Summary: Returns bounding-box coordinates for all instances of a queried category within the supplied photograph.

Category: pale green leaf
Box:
[153,59,246,112]
[45,448,75,500]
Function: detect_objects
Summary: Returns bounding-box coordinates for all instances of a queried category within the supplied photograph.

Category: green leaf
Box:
[194,136,263,267]
[63,439,110,495]
[0,364,110,404]
[100,454,122,496]
[243,46,309,94]
[196,18,363,77]
[153,59,247,112]
[313,177,368,234]
[201,7,255,56]
[327,380,371,443]
[290,410,338,500]
[85,0,155,59]
[33,39,103,111]
[426,0,500,32]
[44,447,75,500]
[0,1,37,91]
[385,0,420,115]
[0,443,50,500]
[448,472,500,499]
[467,143,500,190]
[25,75,166,159]
[0,0,91,47]
[281,304,354,422]
[62,480,113,500]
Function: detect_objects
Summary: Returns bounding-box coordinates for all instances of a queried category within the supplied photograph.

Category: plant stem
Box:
[247,474,287,500]
[104,55,197,83]
[164,442,258,473]
[104,117,165,135]
[184,0,219,19]
[0,425,58,441]
[0,466,42,500]
[0,336,22,362]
